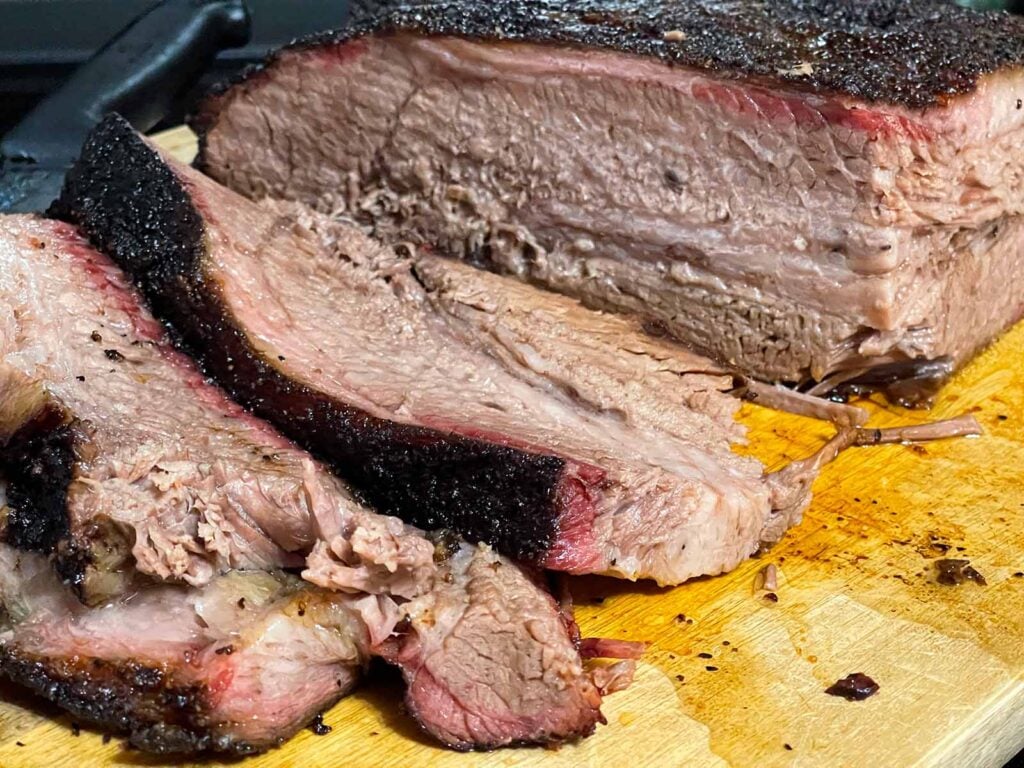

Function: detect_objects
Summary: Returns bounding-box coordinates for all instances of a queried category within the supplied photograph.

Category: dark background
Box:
[1,0,1023,765]
[0,0,357,134]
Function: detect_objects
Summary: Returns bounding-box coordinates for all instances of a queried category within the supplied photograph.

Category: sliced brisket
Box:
[192,0,1024,394]
[0,542,371,754]
[57,115,808,586]
[1,534,614,753]
[379,544,605,750]
[0,214,434,604]
[0,212,622,751]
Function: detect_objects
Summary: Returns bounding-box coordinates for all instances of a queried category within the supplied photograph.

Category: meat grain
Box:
[379,544,605,749]
[194,0,1024,396]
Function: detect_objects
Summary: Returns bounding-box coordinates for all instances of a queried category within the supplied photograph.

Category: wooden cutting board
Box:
[2,127,1024,768]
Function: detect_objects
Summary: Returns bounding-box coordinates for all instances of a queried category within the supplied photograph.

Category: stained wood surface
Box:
[2,126,1023,768]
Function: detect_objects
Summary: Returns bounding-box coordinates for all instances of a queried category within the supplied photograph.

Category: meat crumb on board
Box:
[825,673,879,701]
[308,713,332,736]
[935,559,987,586]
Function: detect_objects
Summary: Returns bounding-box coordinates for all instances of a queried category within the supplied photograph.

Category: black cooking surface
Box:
[0,0,355,133]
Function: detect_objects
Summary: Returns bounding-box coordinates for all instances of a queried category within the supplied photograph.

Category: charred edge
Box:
[190,0,1024,157]
[0,648,218,754]
[53,537,95,601]
[57,114,565,562]
[825,356,954,408]
[0,404,74,554]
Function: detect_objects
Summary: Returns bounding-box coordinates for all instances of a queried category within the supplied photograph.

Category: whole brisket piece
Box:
[0,214,434,604]
[58,115,812,587]
[192,0,1024,398]
[0,542,371,754]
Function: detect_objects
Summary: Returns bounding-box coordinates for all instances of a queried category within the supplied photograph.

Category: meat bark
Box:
[57,115,808,586]
[192,0,1024,393]
[0,214,435,604]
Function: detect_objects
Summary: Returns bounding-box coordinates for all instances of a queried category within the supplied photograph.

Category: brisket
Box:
[0,542,371,754]
[0,214,435,604]
[57,115,808,586]
[192,0,1024,396]
[379,544,605,750]
[0,212,621,751]
[0,533,614,752]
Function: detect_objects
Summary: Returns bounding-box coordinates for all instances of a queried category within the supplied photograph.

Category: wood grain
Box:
[2,126,1022,768]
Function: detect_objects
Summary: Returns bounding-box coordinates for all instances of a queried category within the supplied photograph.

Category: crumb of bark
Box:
[825,673,879,701]
[936,559,987,586]
[309,713,332,736]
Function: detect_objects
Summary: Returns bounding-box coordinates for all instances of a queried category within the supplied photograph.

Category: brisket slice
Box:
[192,0,1024,394]
[1,528,613,752]
[0,542,371,754]
[0,214,434,604]
[379,544,605,750]
[57,115,809,587]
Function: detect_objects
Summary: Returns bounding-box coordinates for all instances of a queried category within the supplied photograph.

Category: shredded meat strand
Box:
[735,378,869,427]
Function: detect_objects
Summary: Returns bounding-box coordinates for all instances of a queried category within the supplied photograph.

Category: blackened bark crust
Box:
[0,405,74,554]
